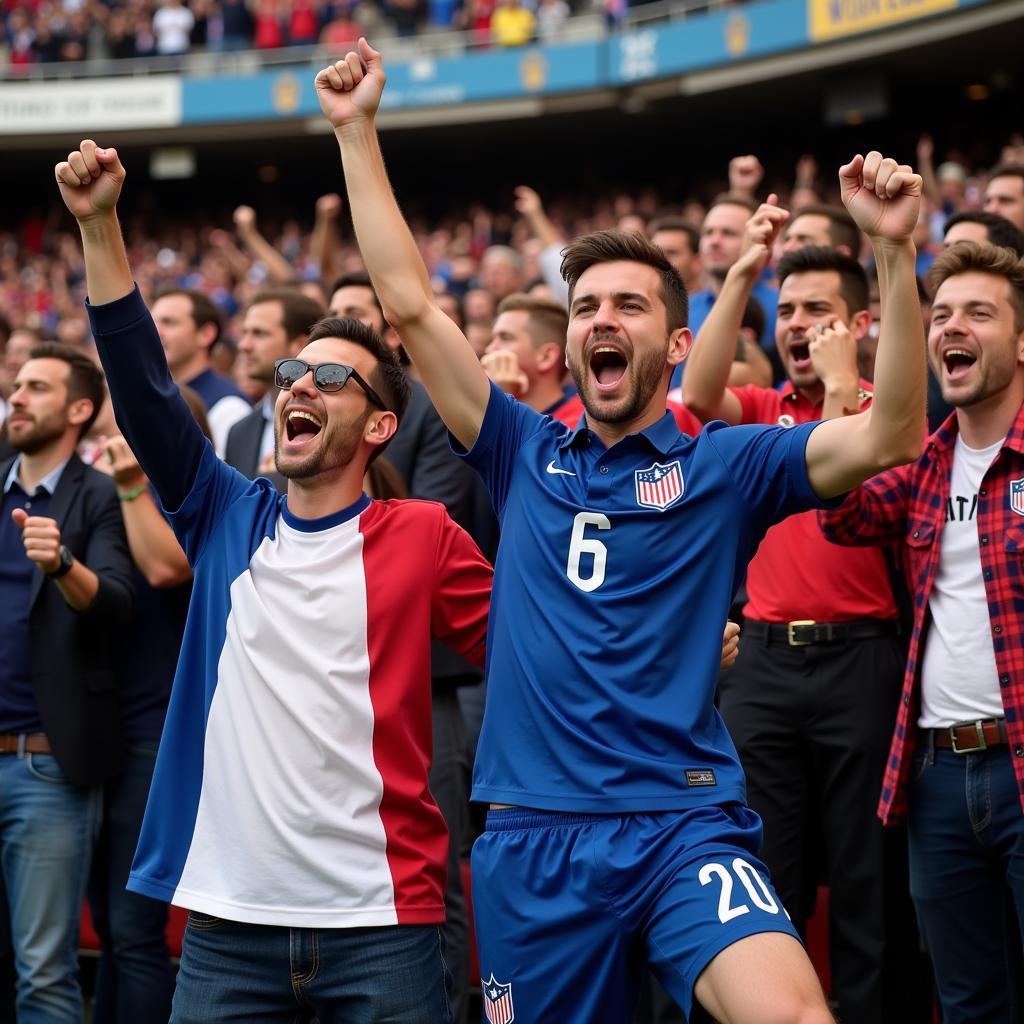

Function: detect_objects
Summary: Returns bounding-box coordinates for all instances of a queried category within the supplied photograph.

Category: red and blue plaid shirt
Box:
[820,405,1024,824]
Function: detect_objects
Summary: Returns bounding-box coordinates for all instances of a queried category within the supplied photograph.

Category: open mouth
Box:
[284,408,323,445]
[789,341,812,371]
[942,348,977,382]
[589,345,628,392]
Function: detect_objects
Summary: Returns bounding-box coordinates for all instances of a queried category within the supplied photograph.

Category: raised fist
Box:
[839,152,922,243]
[55,140,125,222]
[729,155,764,197]
[316,38,387,128]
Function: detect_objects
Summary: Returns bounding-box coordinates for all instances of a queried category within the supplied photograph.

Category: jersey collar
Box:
[559,409,680,456]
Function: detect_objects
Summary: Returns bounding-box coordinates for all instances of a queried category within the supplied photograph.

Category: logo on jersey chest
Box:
[482,975,515,1024]
[634,460,684,511]
[1011,479,1024,517]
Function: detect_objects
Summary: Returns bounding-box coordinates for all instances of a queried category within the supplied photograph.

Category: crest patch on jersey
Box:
[634,460,684,511]
[686,769,717,787]
[1011,479,1024,517]
[483,975,515,1024]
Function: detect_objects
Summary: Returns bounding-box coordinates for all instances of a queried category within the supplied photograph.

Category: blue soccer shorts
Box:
[471,803,801,1023]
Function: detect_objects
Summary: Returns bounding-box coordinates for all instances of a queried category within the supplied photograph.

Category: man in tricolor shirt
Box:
[55,140,492,1023]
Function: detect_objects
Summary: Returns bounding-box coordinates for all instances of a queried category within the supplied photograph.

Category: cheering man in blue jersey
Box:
[320,40,926,1024]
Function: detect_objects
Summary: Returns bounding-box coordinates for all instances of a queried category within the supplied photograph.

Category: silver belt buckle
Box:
[950,720,987,754]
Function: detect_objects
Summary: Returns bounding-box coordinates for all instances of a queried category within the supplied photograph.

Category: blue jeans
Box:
[171,916,452,1023]
[0,750,100,1024]
[907,741,1024,1023]
[88,744,175,1024]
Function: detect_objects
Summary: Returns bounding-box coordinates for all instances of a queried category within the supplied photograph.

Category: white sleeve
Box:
[538,244,570,308]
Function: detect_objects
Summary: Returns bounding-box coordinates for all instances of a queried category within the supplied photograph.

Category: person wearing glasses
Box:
[54,140,492,1023]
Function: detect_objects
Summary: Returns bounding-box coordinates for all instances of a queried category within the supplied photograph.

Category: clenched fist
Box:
[55,140,125,223]
[11,508,64,575]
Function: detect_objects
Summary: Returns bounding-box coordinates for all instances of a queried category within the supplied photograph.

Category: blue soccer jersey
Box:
[458,382,831,812]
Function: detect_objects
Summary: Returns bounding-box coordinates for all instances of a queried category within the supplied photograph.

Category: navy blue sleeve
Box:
[703,419,842,528]
[87,286,256,563]
[449,381,551,519]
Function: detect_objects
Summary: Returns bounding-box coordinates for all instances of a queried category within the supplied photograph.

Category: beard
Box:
[935,347,1018,408]
[8,413,67,455]
[568,340,668,424]
[274,412,367,480]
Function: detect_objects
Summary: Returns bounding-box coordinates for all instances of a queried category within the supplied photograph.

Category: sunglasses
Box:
[274,359,387,410]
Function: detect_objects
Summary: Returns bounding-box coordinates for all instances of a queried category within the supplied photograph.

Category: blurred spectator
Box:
[943,210,1024,255]
[535,0,569,39]
[319,3,362,47]
[491,0,534,45]
[252,0,285,49]
[984,164,1024,232]
[152,0,194,54]
[217,0,255,49]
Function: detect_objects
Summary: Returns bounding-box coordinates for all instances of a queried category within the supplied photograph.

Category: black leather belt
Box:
[745,619,902,647]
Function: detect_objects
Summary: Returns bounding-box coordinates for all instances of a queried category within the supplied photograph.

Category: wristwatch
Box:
[46,545,74,580]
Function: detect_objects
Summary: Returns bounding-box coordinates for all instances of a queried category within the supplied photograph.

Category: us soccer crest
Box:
[482,974,515,1024]
[635,460,684,511]
[1011,479,1024,517]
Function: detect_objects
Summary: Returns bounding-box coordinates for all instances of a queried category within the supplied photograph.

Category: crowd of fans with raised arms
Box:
[1,33,1024,1024]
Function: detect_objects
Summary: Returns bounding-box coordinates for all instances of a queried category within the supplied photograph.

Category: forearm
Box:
[821,377,860,420]
[336,117,490,443]
[54,559,100,611]
[727,338,773,389]
[683,269,751,421]
[78,214,133,305]
[238,228,294,283]
[867,239,926,463]
[122,491,192,587]
[311,216,343,283]
[336,119,437,323]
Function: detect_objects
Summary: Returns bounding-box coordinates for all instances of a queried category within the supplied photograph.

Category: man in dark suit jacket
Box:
[1,342,133,1023]
[225,287,326,489]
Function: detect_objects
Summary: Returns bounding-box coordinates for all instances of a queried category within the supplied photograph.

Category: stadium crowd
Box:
[2,68,1024,1024]
[1,0,609,69]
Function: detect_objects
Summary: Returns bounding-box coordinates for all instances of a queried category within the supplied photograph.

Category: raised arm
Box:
[55,141,210,514]
[317,40,491,449]
[233,205,295,284]
[683,197,788,424]
[804,152,926,498]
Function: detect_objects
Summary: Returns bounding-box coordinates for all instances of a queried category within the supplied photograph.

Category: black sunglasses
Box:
[274,359,387,410]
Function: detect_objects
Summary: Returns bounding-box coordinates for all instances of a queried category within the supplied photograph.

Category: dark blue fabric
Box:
[185,368,249,413]
[0,483,52,733]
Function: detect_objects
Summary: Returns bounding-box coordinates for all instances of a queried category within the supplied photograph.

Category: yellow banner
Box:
[809,0,958,41]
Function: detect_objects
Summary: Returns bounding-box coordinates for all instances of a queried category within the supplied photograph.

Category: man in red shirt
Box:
[684,204,910,1024]
[820,241,1024,1022]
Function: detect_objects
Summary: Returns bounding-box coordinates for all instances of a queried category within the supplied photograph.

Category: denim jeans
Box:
[88,744,175,1024]
[0,750,100,1024]
[171,916,452,1023]
[907,741,1024,1023]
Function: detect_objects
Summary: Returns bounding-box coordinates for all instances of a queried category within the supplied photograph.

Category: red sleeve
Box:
[431,510,492,668]
[730,384,780,425]
[666,400,704,437]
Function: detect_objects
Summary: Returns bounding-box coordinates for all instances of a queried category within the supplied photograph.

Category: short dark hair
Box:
[306,316,410,460]
[496,293,569,351]
[28,342,106,438]
[776,246,870,317]
[560,230,689,330]
[648,217,700,255]
[791,204,862,255]
[328,273,384,321]
[154,288,223,348]
[741,294,766,340]
[248,288,327,341]
[709,193,758,215]
[943,210,1024,257]
[989,164,1024,187]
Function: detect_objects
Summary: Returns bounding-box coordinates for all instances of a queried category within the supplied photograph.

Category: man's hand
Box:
[795,154,817,188]
[316,193,343,220]
[720,621,740,672]
[54,140,125,223]
[233,205,257,238]
[732,194,788,282]
[514,186,544,220]
[11,508,63,575]
[916,134,934,165]
[481,350,528,398]
[808,321,859,396]
[316,37,386,129]
[839,152,922,243]
[729,155,764,198]
[94,434,147,491]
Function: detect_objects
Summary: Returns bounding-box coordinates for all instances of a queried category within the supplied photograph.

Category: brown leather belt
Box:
[0,733,52,755]
[921,718,1008,754]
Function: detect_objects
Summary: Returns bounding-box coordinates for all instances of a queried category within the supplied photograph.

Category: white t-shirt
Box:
[152,5,194,54]
[919,434,1005,727]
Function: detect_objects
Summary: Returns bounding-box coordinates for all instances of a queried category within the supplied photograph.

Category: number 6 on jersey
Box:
[566,512,611,593]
